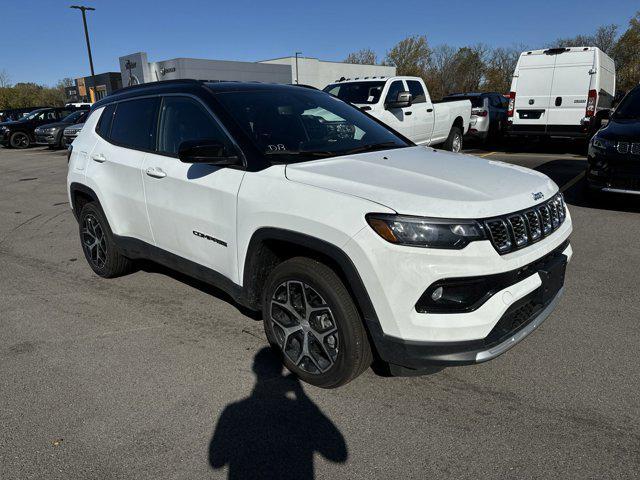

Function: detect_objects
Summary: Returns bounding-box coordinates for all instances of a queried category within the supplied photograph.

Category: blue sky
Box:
[2,0,639,86]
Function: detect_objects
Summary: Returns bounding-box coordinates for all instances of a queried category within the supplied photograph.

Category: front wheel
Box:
[262,257,372,388]
[10,132,30,149]
[443,126,463,152]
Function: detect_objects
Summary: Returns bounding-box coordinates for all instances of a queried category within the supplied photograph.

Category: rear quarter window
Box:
[109,98,159,150]
[95,104,116,139]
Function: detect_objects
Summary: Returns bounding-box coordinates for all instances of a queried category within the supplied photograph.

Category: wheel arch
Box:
[453,116,465,132]
[69,182,100,220]
[242,228,380,332]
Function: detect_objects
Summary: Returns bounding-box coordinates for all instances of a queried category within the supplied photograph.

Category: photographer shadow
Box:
[208,348,348,479]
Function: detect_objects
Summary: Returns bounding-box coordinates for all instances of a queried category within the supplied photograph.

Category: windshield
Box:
[62,111,85,123]
[323,82,386,105]
[215,89,409,163]
[23,109,47,121]
[613,89,640,119]
[442,95,485,108]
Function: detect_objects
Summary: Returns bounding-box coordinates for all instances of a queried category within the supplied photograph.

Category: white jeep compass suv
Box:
[67,80,572,388]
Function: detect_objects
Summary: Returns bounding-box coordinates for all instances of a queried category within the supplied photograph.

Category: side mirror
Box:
[178,139,240,165]
[386,91,412,109]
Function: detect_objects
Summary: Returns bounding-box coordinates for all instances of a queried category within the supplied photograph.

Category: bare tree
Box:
[593,24,619,55]
[0,69,10,88]
[482,45,523,93]
[613,11,640,92]
[344,48,378,65]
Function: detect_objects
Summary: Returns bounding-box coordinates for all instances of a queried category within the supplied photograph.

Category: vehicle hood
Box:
[37,121,70,130]
[64,122,84,133]
[599,118,640,140]
[284,146,558,218]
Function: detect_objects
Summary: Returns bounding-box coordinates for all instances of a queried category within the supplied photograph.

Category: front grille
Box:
[484,193,566,255]
[617,142,629,154]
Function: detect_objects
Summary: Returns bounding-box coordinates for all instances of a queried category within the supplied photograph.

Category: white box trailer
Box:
[507,46,615,138]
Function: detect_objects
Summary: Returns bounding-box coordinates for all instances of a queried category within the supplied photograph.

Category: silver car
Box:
[62,123,85,147]
[441,92,508,142]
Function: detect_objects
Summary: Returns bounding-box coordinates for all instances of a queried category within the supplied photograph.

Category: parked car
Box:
[62,122,85,147]
[0,106,87,149]
[67,80,572,388]
[507,46,615,139]
[0,107,46,124]
[586,84,640,194]
[323,76,471,152]
[34,110,88,149]
[441,92,508,142]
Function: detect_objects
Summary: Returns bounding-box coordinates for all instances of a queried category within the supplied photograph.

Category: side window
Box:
[96,104,116,139]
[385,81,405,105]
[407,80,427,104]
[157,96,230,156]
[109,98,159,150]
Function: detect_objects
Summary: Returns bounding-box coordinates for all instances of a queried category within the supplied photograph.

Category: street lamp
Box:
[295,52,302,84]
[70,5,97,102]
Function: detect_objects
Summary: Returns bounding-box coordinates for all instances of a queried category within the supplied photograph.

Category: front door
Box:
[142,95,245,282]
[376,80,413,139]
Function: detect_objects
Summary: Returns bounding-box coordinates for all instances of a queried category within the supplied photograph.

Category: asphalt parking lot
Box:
[1,143,639,479]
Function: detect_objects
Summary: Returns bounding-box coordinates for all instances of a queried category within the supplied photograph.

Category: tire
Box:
[78,202,133,278]
[262,257,372,388]
[9,132,30,149]
[443,126,463,152]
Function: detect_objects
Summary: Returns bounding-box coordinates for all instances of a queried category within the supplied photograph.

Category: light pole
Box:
[295,52,302,84]
[70,5,97,102]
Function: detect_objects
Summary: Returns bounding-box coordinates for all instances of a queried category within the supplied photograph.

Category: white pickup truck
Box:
[324,76,471,151]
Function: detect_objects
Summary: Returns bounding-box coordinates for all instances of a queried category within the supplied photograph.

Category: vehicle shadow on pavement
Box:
[136,260,261,319]
[532,160,640,214]
[208,347,348,479]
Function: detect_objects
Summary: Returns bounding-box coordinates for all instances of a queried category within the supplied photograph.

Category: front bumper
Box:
[63,135,77,147]
[344,214,572,368]
[587,147,640,194]
[34,133,58,146]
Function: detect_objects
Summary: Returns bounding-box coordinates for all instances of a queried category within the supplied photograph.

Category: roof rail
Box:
[113,78,204,95]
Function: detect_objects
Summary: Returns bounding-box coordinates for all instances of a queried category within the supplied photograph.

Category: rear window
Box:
[441,95,485,108]
[96,104,116,139]
[323,81,385,104]
[109,98,159,150]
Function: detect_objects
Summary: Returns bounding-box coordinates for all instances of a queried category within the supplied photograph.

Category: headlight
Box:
[591,136,614,150]
[366,213,486,249]
[45,127,58,133]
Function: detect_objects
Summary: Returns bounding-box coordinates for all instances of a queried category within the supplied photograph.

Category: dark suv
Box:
[587,85,640,195]
[0,107,87,149]
[34,110,89,149]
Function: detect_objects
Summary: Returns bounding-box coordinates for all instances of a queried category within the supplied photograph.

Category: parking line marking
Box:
[479,152,495,157]
[560,171,585,193]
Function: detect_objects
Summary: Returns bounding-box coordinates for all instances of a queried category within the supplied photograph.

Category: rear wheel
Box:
[443,126,463,152]
[10,132,30,149]
[78,202,133,278]
[262,257,372,388]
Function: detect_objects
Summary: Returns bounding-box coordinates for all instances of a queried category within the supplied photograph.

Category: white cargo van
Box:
[507,47,615,138]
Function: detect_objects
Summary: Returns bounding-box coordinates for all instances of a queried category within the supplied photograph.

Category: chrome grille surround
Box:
[483,193,567,255]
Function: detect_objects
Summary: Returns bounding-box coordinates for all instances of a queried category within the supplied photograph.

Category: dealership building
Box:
[118,52,395,90]
[65,72,123,103]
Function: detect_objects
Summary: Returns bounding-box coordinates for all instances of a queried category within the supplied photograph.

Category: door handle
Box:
[145,167,167,179]
[427,108,434,112]
[405,111,413,116]
[555,96,562,107]
[91,153,106,163]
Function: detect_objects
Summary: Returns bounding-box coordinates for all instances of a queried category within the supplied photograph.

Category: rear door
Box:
[86,98,158,244]
[512,53,556,128]
[377,80,413,139]
[405,79,434,144]
[142,95,244,280]
[546,50,594,128]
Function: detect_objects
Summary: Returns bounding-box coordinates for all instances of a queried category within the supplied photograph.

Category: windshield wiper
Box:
[340,141,404,155]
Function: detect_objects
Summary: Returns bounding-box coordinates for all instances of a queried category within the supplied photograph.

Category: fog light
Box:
[431,286,443,302]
